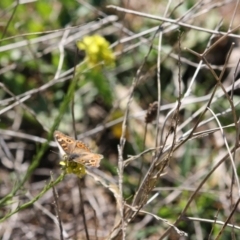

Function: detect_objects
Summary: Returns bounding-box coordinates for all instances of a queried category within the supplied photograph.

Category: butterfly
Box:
[54,131,103,167]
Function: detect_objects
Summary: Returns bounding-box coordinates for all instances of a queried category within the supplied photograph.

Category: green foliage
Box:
[84,70,114,106]
[136,226,159,239]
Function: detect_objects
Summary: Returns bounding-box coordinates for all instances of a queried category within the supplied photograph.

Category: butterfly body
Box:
[54,131,103,167]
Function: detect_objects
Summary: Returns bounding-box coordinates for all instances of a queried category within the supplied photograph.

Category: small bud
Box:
[145,101,159,123]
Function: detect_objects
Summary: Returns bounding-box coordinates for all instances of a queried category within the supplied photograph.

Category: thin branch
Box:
[51,173,64,240]
[107,5,240,39]
[207,107,240,195]
[78,178,90,240]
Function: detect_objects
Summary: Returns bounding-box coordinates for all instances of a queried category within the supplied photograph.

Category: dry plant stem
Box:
[159,146,239,239]
[0,94,30,116]
[179,96,240,137]
[162,32,183,160]
[215,197,240,240]
[191,202,203,240]
[230,64,240,186]
[116,4,130,237]
[201,43,240,195]
[207,107,240,194]
[0,60,101,107]
[138,11,169,186]
[124,145,163,167]
[0,29,65,51]
[0,136,15,164]
[130,146,171,221]
[0,129,57,147]
[108,5,133,236]
[0,23,85,43]
[111,2,233,61]
[154,0,172,149]
[177,31,182,102]
[209,104,240,231]
[1,16,115,105]
[93,209,98,240]
[77,0,136,38]
[117,144,125,239]
[209,210,220,240]
[137,123,148,187]
[125,204,187,236]
[147,3,179,148]
[185,216,240,231]
[77,80,240,139]
[158,91,220,235]
[125,26,167,222]
[203,25,240,58]
[173,81,217,144]
[160,18,219,144]
[173,33,182,133]
[107,5,240,39]
[192,1,233,20]
[132,85,218,215]
[73,205,78,240]
[25,192,69,238]
[117,23,160,239]
[0,75,73,105]
[109,1,228,52]
[180,53,231,143]
[231,59,240,98]
[110,0,184,55]
[133,134,182,208]
[165,31,183,151]
[146,32,184,202]
[179,0,201,20]
[51,173,64,240]
[228,0,240,30]
[184,17,223,98]
[112,0,128,49]
[160,107,178,146]
[78,178,90,240]
[0,15,117,48]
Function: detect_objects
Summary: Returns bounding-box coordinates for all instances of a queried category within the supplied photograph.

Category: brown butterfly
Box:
[54,131,103,167]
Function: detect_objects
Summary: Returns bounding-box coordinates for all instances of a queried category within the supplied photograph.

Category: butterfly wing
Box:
[54,131,103,168]
[71,152,103,167]
[71,140,103,167]
[74,141,91,152]
[54,131,76,154]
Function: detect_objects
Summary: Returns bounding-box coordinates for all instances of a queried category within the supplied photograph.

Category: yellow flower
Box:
[77,35,115,67]
[60,156,86,178]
